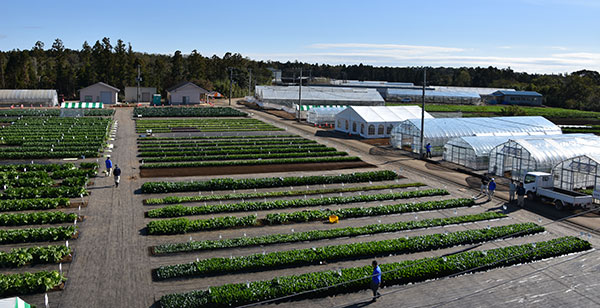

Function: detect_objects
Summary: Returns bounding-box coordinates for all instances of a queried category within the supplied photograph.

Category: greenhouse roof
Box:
[386,88,481,98]
[401,116,562,139]
[433,86,514,96]
[342,106,433,122]
[306,106,347,114]
[508,134,600,165]
[256,86,384,102]
[0,89,57,102]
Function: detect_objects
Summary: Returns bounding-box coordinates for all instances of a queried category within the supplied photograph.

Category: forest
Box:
[0,37,599,111]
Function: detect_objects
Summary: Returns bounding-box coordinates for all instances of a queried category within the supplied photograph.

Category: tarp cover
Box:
[0,297,31,308]
[61,102,104,109]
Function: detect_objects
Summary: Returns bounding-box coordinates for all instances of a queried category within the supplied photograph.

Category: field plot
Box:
[0,163,98,299]
[0,108,114,117]
[0,117,112,159]
[134,106,245,117]
[135,118,281,133]
[140,168,593,308]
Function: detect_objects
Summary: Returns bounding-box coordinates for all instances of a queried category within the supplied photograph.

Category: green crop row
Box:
[141,151,348,164]
[147,216,256,235]
[0,163,76,172]
[142,170,398,193]
[146,198,474,235]
[0,198,70,212]
[0,226,77,244]
[138,144,331,157]
[0,177,54,188]
[138,135,299,142]
[158,236,591,307]
[0,211,78,226]
[139,148,339,162]
[1,186,88,199]
[146,189,449,218]
[138,138,316,148]
[133,107,246,117]
[0,270,66,297]
[0,245,71,267]
[144,182,426,205]
[154,223,544,280]
[152,212,506,254]
[139,156,362,169]
[0,108,113,117]
[264,198,475,225]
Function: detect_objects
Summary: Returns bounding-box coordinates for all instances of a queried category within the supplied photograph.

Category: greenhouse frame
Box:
[306,106,346,126]
[390,116,562,156]
[0,89,58,107]
[487,134,600,180]
[255,86,385,109]
[552,154,600,191]
[335,106,432,139]
[443,136,518,170]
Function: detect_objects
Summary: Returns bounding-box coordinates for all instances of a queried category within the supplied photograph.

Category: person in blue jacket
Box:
[105,157,113,177]
[488,178,497,201]
[371,260,382,301]
[425,143,432,158]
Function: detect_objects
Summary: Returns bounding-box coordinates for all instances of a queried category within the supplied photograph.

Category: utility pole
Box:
[247,68,252,96]
[419,68,426,159]
[228,68,233,106]
[136,64,141,104]
[297,68,302,122]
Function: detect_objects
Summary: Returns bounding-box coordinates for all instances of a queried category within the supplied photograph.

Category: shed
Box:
[552,154,600,191]
[485,90,543,106]
[167,82,208,105]
[124,87,157,102]
[488,134,600,179]
[0,89,58,106]
[335,106,432,138]
[79,82,119,104]
[390,116,562,156]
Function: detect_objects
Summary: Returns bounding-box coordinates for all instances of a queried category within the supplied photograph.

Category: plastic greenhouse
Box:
[552,154,600,191]
[306,107,346,126]
[390,116,562,156]
[0,90,58,107]
[487,134,600,180]
[443,136,518,170]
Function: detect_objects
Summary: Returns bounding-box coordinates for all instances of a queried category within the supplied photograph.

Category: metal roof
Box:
[256,86,384,102]
[79,82,120,92]
[167,81,208,93]
[340,106,433,123]
[397,116,562,139]
[493,90,542,97]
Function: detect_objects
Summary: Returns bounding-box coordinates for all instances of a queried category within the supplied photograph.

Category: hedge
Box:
[141,170,399,193]
[152,212,507,254]
[154,223,544,280]
[159,236,591,307]
[146,189,449,218]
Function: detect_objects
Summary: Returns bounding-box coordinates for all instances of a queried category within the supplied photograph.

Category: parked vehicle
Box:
[523,171,594,210]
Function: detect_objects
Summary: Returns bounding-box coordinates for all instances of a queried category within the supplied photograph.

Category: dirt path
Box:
[57,108,154,307]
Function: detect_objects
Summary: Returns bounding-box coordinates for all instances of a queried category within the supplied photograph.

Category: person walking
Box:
[371,260,382,302]
[516,182,526,207]
[474,174,489,199]
[425,143,432,159]
[113,165,121,187]
[104,157,113,177]
[509,180,516,203]
[487,178,496,201]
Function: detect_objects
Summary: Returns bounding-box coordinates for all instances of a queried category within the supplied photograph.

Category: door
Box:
[100,91,112,104]
[142,92,151,102]
[182,96,189,104]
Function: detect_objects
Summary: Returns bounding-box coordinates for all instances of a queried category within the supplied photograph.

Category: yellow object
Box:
[329,215,339,224]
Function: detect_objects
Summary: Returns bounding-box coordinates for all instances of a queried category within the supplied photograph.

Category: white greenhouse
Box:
[306,106,346,126]
[335,106,433,139]
[488,134,600,179]
[443,136,518,170]
[552,154,600,191]
[390,116,562,156]
[0,89,58,107]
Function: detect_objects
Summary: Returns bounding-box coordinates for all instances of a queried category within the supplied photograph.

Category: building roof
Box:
[493,90,542,97]
[167,81,208,93]
[397,116,562,139]
[256,86,384,103]
[79,82,120,92]
[387,88,481,99]
[339,106,433,123]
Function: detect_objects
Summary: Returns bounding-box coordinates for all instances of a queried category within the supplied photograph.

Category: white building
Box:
[0,89,58,106]
[79,82,119,104]
[334,106,432,138]
[124,87,157,102]
[167,82,208,105]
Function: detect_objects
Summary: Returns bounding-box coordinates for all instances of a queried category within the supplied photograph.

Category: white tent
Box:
[0,297,31,308]
[334,106,433,138]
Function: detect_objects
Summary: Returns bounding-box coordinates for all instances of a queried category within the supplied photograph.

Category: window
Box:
[360,123,365,134]
[387,125,393,134]
[524,174,536,184]
[84,96,93,102]
[338,120,342,128]
[368,125,375,135]
[352,122,356,132]
[345,120,349,130]
[378,124,384,135]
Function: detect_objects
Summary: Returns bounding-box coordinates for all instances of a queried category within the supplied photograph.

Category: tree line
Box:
[0,37,599,111]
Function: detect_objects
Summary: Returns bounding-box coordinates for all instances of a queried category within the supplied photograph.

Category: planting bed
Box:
[133,106,246,117]
[135,118,280,133]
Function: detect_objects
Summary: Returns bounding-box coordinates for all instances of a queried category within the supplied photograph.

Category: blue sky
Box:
[1,0,599,73]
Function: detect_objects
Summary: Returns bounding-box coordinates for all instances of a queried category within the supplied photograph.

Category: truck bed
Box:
[547,187,588,197]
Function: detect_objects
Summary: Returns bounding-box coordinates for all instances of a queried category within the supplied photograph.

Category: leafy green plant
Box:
[0,245,71,267]
[139,156,361,169]
[0,226,77,244]
[147,215,257,235]
[0,211,78,226]
[1,186,88,199]
[146,189,449,218]
[159,236,591,307]
[0,198,70,212]
[133,107,246,117]
[0,271,66,297]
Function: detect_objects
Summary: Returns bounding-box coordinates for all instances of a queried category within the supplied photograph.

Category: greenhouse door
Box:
[100,91,112,104]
